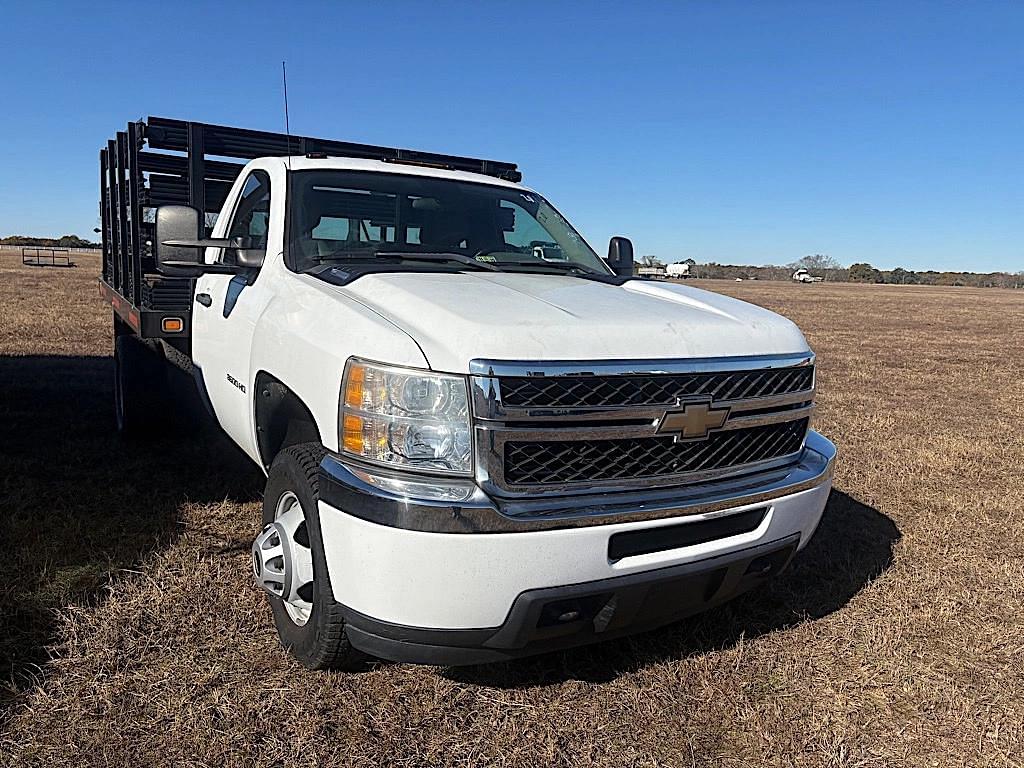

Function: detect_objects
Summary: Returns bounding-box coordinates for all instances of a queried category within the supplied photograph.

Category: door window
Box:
[227,171,272,250]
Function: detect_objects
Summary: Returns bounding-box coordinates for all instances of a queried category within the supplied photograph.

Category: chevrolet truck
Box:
[98,118,835,669]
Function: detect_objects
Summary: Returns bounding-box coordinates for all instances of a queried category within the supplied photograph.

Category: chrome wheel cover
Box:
[252,490,314,626]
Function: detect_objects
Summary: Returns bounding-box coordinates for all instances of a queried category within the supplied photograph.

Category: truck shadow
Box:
[446,490,900,688]
[0,354,263,717]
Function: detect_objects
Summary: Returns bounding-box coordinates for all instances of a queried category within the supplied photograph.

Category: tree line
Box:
[1,234,100,249]
[681,254,1024,289]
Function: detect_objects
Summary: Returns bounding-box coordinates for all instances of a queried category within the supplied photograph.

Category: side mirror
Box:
[154,205,202,274]
[154,206,265,277]
[607,236,634,277]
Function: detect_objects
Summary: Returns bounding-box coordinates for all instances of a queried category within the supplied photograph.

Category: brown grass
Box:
[0,255,1022,766]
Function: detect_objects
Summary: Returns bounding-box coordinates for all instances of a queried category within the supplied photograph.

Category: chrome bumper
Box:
[317,431,836,534]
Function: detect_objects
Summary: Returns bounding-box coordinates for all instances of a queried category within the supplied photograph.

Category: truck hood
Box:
[336,272,809,372]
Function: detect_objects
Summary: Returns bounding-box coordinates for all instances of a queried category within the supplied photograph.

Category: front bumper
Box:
[316,431,835,664]
[341,533,801,665]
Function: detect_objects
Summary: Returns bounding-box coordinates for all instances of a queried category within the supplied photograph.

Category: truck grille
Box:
[471,356,816,495]
[499,367,813,409]
[504,418,809,486]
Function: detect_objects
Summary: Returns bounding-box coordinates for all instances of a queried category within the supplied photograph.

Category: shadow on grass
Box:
[0,354,263,717]
[447,490,900,688]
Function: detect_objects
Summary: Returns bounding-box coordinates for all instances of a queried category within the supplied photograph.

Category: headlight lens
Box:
[340,360,472,474]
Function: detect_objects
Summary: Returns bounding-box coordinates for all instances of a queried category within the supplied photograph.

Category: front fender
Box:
[249,273,428,454]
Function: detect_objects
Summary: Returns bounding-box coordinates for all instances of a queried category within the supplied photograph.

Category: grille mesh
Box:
[499,367,813,409]
[504,418,809,486]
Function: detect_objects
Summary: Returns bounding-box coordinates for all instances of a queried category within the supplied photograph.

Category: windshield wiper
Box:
[373,251,502,272]
[314,248,610,278]
[502,260,603,276]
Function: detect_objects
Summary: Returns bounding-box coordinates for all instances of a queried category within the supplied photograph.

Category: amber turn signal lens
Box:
[162,317,184,333]
[344,363,366,409]
[342,413,364,453]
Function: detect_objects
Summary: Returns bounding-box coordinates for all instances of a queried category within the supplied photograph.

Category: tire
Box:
[259,442,367,670]
[113,318,169,437]
[159,340,210,434]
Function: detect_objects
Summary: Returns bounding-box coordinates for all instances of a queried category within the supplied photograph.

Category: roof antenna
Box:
[282,60,292,169]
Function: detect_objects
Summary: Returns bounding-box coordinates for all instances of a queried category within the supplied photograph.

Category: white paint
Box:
[318,480,831,629]
[337,271,809,373]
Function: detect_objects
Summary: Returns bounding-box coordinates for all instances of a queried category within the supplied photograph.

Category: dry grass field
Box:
[1,252,1021,767]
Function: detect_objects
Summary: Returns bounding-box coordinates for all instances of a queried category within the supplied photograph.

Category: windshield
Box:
[287,170,609,275]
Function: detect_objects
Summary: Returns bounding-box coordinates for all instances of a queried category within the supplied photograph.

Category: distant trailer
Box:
[637,265,667,279]
[666,263,691,279]
[21,247,75,268]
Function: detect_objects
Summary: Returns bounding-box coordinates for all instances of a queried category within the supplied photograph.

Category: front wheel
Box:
[253,443,367,670]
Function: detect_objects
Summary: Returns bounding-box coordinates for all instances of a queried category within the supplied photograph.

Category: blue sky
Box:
[2,1,1021,272]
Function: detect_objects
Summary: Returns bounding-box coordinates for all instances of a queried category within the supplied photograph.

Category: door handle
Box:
[195,292,213,307]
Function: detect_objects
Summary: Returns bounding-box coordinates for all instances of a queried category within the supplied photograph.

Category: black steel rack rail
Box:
[99,116,521,339]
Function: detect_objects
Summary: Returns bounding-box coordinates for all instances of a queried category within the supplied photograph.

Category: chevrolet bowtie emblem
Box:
[658,400,730,441]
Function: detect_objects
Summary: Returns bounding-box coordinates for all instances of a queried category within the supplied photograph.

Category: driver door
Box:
[192,170,274,458]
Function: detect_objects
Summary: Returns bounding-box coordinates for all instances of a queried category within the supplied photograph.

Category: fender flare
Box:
[253,371,323,471]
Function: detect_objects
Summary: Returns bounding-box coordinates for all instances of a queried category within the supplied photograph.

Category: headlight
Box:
[340,359,472,475]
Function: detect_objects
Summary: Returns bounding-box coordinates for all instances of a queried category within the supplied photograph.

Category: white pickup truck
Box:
[99,118,835,669]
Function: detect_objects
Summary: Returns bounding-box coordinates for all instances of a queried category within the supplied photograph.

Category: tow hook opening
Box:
[537,594,612,629]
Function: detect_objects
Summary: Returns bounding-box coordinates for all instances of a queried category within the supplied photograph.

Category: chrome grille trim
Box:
[470,353,814,423]
[470,353,815,498]
[474,389,815,425]
[468,352,814,378]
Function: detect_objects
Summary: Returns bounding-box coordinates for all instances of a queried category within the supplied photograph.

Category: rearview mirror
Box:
[606,236,634,277]
[154,205,201,274]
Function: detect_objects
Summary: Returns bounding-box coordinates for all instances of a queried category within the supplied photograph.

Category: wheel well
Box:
[254,372,322,470]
